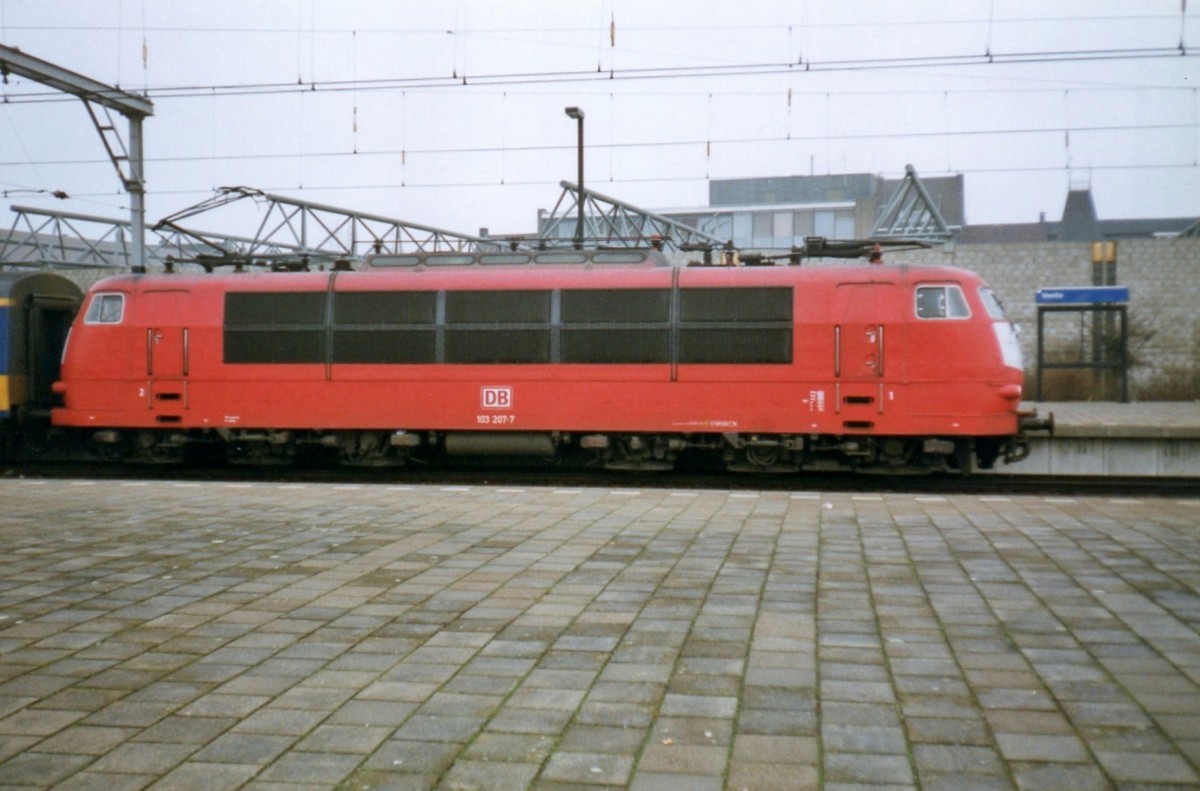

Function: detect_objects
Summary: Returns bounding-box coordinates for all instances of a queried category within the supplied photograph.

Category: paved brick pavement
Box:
[0,479,1197,790]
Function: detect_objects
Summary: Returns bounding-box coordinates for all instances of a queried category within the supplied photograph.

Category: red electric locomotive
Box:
[52,249,1034,472]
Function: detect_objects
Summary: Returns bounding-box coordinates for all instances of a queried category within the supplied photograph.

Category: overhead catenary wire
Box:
[2,121,1191,169]
[0,46,1195,105]
[3,13,1192,35]
[54,160,1200,206]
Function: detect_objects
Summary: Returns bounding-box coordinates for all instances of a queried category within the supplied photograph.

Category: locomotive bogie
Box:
[48,260,1032,474]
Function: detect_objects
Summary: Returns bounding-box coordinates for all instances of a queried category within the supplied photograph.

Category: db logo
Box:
[481,386,513,409]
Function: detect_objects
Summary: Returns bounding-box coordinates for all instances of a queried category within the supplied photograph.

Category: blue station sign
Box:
[1036,286,1130,305]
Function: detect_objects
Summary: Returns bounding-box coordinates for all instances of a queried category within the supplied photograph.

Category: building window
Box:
[751,212,772,245]
[835,210,856,239]
[814,210,836,237]
[793,211,814,239]
[773,212,793,238]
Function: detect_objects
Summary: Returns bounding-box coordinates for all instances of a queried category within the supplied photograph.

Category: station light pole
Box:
[564,106,585,249]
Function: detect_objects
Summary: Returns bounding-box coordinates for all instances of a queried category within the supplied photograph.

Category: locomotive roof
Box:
[86,261,988,293]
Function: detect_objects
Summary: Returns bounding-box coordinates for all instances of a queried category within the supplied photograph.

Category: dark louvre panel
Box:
[225,292,326,326]
[560,289,670,324]
[561,328,670,364]
[445,291,551,324]
[679,328,792,364]
[224,329,325,364]
[224,292,326,364]
[333,330,436,364]
[334,291,437,325]
[445,329,551,364]
[679,287,793,322]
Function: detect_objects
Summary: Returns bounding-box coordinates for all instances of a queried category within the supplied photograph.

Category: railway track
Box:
[4,460,1196,499]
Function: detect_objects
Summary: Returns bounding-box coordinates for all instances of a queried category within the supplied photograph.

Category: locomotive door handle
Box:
[833,326,841,377]
[877,324,884,377]
[146,329,154,376]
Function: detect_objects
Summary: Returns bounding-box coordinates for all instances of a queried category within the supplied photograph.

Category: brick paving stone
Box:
[50,771,157,791]
[489,705,576,734]
[464,731,557,763]
[363,738,461,775]
[822,722,908,753]
[995,732,1090,763]
[636,742,727,775]
[131,715,236,746]
[1094,749,1200,784]
[627,772,724,791]
[147,761,261,790]
[439,759,541,790]
[1010,762,1110,791]
[89,741,197,774]
[540,751,634,786]
[0,750,92,786]
[824,752,913,785]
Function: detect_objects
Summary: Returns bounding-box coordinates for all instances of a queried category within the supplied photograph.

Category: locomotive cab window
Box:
[978,287,1008,320]
[84,293,125,324]
[915,285,970,319]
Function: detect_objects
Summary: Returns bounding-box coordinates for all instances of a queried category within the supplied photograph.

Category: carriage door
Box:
[834,282,893,425]
[142,290,187,421]
[27,294,80,412]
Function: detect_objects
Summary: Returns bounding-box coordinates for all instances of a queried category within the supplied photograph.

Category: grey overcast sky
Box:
[1,0,1197,239]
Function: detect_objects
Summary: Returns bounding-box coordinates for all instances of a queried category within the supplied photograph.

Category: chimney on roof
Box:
[1059,188,1099,242]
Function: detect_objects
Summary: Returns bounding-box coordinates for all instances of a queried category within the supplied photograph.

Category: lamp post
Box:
[564,106,584,249]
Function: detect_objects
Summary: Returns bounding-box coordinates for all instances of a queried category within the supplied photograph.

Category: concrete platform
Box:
[997,402,1200,477]
[0,479,1198,790]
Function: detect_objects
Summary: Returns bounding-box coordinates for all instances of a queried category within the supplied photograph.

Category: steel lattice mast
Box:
[0,44,154,271]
